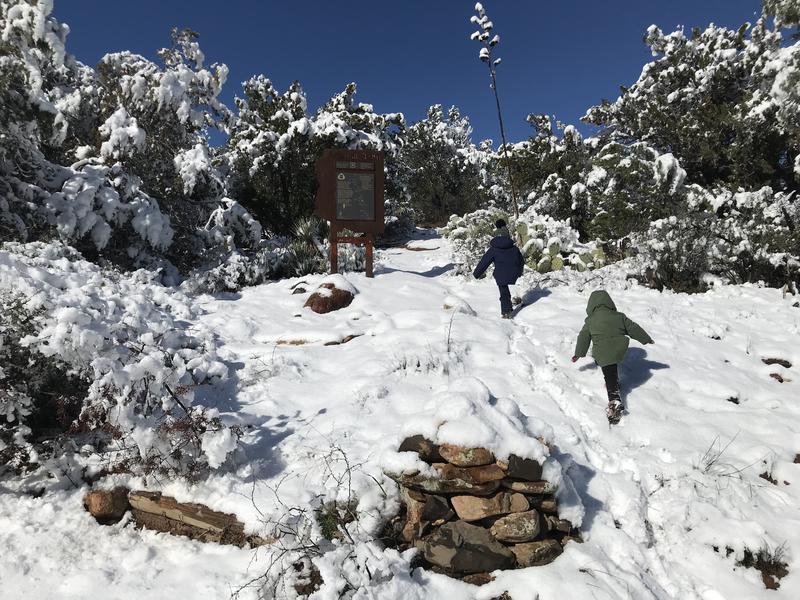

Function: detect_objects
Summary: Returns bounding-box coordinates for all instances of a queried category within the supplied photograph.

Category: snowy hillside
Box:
[2,231,798,600]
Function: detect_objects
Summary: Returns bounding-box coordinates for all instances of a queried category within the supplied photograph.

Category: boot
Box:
[606,399,623,425]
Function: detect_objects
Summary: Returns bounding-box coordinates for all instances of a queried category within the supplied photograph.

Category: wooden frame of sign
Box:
[314,148,385,278]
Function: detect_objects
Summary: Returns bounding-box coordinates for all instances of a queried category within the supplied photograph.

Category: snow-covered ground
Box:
[2,231,799,600]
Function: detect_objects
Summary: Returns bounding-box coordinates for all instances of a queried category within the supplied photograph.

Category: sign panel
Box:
[314,149,385,234]
[336,171,375,220]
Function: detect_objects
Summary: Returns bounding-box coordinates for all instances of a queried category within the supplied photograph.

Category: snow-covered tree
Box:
[226,79,403,236]
[583,6,799,194]
[395,105,489,223]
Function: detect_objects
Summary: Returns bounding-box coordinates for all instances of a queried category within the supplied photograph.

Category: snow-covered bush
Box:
[0,290,89,471]
[441,208,508,275]
[638,187,799,291]
[442,207,599,276]
[0,241,238,476]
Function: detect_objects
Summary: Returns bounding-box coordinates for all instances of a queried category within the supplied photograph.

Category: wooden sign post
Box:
[314,149,385,278]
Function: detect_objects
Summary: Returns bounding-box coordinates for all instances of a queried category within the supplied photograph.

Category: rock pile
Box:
[387,435,580,577]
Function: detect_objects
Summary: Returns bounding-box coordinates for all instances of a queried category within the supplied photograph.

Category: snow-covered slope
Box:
[2,231,799,600]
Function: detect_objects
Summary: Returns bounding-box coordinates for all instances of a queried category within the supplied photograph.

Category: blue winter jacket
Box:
[473,235,524,285]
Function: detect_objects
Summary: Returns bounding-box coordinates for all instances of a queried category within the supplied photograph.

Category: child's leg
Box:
[498,284,512,315]
[601,364,623,423]
[601,364,621,403]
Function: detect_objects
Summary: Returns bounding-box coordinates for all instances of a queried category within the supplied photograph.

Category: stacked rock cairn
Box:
[387,435,581,580]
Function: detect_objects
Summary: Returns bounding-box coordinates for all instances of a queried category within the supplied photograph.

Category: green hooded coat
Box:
[574,290,653,367]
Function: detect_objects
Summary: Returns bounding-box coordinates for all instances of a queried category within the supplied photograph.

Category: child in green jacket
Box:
[571,290,654,424]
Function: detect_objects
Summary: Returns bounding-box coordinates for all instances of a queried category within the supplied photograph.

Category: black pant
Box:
[498,284,512,314]
[601,364,621,404]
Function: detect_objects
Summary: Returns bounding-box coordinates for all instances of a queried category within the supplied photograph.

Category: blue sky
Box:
[53,0,762,144]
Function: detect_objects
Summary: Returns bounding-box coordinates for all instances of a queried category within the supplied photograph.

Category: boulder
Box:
[419,520,515,574]
[399,435,443,463]
[511,539,563,567]
[389,472,500,496]
[304,283,355,314]
[451,492,529,522]
[433,463,506,484]
[421,495,454,524]
[439,444,495,467]
[490,510,542,543]
[506,455,543,481]
[501,480,557,495]
[84,487,130,524]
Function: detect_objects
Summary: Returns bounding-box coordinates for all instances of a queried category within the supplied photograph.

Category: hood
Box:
[490,235,515,250]
[587,290,616,315]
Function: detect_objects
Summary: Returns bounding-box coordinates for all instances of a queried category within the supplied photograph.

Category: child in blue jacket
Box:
[473,219,524,318]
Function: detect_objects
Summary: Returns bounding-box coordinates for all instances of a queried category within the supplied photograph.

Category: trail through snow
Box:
[2,230,799,600]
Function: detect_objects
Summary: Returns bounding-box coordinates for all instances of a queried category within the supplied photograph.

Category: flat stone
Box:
[389,472,500,496]
[501,479,557,495]
[511,539,563,567]
[399,435,443,464]
[421,495,454,523]
[419,520,515,574]
[401,487,427,542]
[490,510,542,543]
[507,455,543,481]
[528,496,558,514]
[128,491,261,547]
[433,463,506,484]
[84,487,130,524]
[439,444,495,467]
[405,488,427,502]
[451,492,529,522]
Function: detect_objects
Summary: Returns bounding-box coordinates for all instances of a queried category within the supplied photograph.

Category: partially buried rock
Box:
[451,492,529,522]
[84,487,130,524]
[399,435,443,464]
[419,520,515,574]
[304,280,356,314]
[439,444,495,467]
[511,538,563,567]
[506,455,543,481]
[545,515,573,533]
[490,510,542,543]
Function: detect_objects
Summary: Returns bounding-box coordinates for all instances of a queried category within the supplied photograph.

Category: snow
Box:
[98,107,146,159]
[173,143,212,195]
[2,232,800,599]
